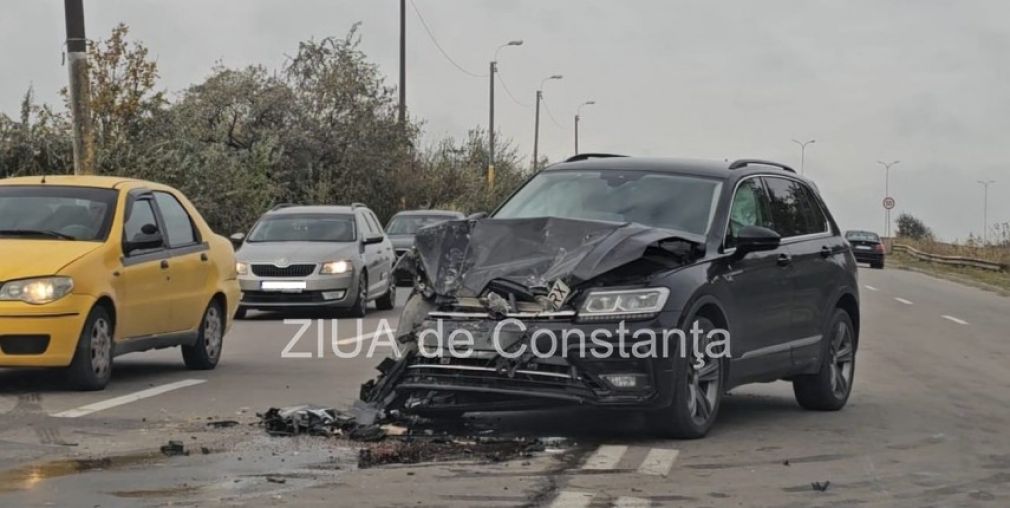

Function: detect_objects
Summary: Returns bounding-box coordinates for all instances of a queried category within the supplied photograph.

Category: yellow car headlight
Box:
[236,262,249,275]
[0,277,75,305]
[321,260,351,275]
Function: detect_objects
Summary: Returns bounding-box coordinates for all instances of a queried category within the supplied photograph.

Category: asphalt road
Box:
[1,266,1008,507]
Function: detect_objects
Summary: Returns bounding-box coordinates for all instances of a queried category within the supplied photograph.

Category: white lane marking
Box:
[615,496,652,508]
[941,315,968,325]
[550,491,595,508]
[864,285,879,291]
[894,297,913,305]
[637,448,679,476]
[52,379,206,418]
[583,444,628,470]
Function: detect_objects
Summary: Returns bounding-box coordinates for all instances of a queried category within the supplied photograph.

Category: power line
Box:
[495,68,532,108]
[409,0,486,78]
[540,93,565,129]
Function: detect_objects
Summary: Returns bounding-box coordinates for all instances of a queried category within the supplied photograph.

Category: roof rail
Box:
[351,202,367,209]
[564,153,628,163]
[269,203,299,212]
[727,159,796,173]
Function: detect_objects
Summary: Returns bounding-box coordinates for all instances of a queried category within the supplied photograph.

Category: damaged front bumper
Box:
[365,311,682,413]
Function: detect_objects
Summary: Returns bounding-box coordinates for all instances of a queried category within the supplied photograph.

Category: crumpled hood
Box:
[237,241,359,263]
[0,239,103,280]
[412,217,704,298]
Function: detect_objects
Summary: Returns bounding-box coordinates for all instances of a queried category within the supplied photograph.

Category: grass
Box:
[888,250,1010,296]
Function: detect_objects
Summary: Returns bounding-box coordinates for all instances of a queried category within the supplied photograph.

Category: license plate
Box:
[261,281,307,291]
[855,245,872,250]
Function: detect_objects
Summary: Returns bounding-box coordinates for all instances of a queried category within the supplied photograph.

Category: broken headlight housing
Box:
[0,276,74,305]
[578,287,669,321]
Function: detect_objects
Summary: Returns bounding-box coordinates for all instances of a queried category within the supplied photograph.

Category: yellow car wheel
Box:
[66,306,114,391]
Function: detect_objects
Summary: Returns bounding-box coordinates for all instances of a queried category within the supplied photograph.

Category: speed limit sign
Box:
[882,196,895,210]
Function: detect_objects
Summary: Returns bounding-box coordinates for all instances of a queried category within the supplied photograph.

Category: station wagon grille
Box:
[251,264,316,277]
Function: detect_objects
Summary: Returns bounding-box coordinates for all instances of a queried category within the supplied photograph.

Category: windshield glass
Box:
[846,231,880,242]
[386,214,458,235]
[247,213,356,242]
[0,185,118,241]
[493,170,722,236]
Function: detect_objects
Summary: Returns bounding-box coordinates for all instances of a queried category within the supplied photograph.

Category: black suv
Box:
[370,155,859,438]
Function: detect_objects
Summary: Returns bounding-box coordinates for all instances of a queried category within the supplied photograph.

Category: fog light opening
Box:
[322,290,346,301]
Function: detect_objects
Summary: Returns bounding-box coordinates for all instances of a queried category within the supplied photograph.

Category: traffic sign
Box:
[883,197,895,210]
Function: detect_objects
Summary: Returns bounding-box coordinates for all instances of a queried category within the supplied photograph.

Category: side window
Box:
[357,212,376,237]
[153,192,198,247]
[365,211,385,236]
[725,178,772,249]
[795,184,828,234]
[123,198,161,255]
[763,177,809,238]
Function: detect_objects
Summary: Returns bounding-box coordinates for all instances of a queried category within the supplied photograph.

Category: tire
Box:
[873,260,885,269]
[793,309,856,411]
[651,316,724,439]
[66,306,114,391]
[183,300,225,370]
[348,272,368,318]
[375,278,395,311]
[234,306,248,320]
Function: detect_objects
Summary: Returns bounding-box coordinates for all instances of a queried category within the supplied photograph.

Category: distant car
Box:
[232,204,396,318]
[386,210,465,258]
[0,176,240,390]
[845,230,885,268]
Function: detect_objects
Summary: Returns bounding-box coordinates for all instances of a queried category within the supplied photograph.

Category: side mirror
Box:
[125,223,164,255]
[229,232,245,248]
[734,225,781,255]
[362,234,384,245]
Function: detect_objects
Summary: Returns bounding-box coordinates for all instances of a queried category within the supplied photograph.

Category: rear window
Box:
[846,231,880,242]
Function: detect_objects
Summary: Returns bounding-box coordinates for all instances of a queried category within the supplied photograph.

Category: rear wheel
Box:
[348,272,368,318]
[183,300,225,370]
[871,260,884,269]
[651,316,723,439]
[375,278,395,311]
[793,309,856,410]
[67,306,114,391]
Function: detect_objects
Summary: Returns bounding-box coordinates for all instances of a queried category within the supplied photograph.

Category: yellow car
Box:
[0,175,240,390]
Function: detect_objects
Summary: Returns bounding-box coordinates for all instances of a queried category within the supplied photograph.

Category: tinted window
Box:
[763,177,814,238]
[796,184,828,234]
[0,185,117,241]
[494,170,723,236]
[248,214,356,242]
[154,192,198,247]
[123,199,161,254]
[725,178,773,249]
[846,231,880,242]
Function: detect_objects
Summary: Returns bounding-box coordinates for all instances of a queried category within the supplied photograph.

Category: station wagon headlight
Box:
[0,277,74,305]
[321,260,351,274]
[578,288,669,321]
[236,262,249,275]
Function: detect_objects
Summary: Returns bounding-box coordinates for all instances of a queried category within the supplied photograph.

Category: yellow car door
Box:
[117,195,171,339]
[152,191,211,332]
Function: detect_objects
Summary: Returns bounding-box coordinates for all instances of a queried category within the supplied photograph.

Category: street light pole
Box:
[792,139,815,175]
[978,179,996,244]
[532,74,562,169]
[488,40,523,189]
[398,0,406,125]
[574,100,595,155]
[64,0,95,175]
[877,160,900,238]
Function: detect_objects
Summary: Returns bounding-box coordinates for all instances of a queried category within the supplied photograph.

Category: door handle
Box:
[200,253,209,262]
[820,246,832,258]
[160,259,170,270]
[777,253,792,267]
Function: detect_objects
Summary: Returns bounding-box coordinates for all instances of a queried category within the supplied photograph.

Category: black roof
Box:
[545,156,800,180]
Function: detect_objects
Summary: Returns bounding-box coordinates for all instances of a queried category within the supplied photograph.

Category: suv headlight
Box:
[0,277,75,305]
[236,262,249,275]
[578,288,669,321]
[321,260,351,274]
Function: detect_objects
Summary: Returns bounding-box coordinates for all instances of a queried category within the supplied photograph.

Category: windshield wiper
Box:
[0,229,77,240]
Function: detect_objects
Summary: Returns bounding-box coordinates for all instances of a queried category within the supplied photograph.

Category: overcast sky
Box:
[2,0,1007,240]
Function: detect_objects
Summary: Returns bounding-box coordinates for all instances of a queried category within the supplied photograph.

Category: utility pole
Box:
[574,100,595,155]
[398,0,406,125]
[488,40,522,190]
[877,160,900,238]
[532,74,562,169]
[792,138,815,175]
[64,0,95,175]
[978,179,996,244]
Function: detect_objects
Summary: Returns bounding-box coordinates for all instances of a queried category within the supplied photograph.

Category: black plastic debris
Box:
[258,405,345,437]
[160,440,188,457]
[811,481,831,492]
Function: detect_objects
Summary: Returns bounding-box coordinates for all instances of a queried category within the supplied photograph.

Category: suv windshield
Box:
[493,170,722,235]
[846,231,880,242]
[247,213,356,243]
[0,185,118,241]
[386,214,457,235]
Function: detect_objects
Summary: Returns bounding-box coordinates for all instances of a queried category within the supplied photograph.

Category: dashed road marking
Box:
[51,379,206,418]
[637,448,679,476]
[549,490,595,508]
[894,297,914,305]
[941,315,968,325]
[614,497,652,508]
[583,444,628,470]
[864,285,879,291]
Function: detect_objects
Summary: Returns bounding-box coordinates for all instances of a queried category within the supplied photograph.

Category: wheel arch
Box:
[834,291,860,342]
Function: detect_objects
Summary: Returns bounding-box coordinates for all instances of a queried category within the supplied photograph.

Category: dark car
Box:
[387,210,465,284]
[845,230,885,268]
[367,155,860,438]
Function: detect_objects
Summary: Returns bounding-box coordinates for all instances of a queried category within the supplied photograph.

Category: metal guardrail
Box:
[891,243,1007,272]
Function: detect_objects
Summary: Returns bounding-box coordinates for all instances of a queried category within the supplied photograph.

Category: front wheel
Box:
[375,278,395,311]
[66,306,114,391]
[348,272,368,318]
[651,316,724,439]
[793,309,856,410]
[183,301,225,370]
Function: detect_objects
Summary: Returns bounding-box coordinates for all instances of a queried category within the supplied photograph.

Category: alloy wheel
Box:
[686,328,721,425]
[829,320,855,398]
[203,305,223,362]
[90,317,112,377]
